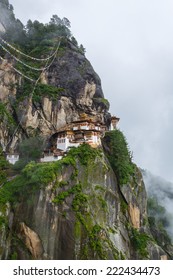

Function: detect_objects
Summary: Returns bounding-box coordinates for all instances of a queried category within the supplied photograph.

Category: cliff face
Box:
[0,5,173,259]
[0,40,110,152]
[0,145,172,260]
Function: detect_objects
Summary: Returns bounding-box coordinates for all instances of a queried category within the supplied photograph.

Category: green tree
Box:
[0,148,10,186]
[14,136,45,170]
[71,36,78,46]
[79,44,86,54]
[49,15,62,26]
[62,17,71,28]
[19,136,45,162]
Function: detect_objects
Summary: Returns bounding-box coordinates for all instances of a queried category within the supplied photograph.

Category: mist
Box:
[142,170,173,241]
[0,1,13,30]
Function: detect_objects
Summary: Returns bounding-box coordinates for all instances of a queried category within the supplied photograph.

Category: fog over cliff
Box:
[142,170,173,240]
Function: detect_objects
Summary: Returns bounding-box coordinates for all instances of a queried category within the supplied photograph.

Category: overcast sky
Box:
[9,0,173,182]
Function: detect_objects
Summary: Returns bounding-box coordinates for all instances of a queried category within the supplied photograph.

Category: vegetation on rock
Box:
[130,227,151,259]
[93,97,110,110]
[0,144,100,204]
[0,103,16,128]
[102,130,135,185]
[0,148,10,186]
[13,136,45,170]
[0,0,81,53]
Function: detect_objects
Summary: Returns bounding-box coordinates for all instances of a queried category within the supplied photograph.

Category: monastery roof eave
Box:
[71,119,104,125]
[111,116,120,121]
[56,128,104,134]
[56,122,107,134]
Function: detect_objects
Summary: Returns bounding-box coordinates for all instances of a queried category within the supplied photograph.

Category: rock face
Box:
[18,222,43,259]
[0,40,110,152]
[0,148,172,260]
[0,24,173,259]
[128,204,140,229]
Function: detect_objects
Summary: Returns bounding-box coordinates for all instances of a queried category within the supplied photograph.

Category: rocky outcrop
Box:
[0,149,171,260]
[0,41,110,152]
[18,222,43,259]
[0,60,18,100]
[128,204,140,229]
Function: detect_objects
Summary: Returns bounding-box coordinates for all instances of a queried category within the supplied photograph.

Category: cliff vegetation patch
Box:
[102,130,135,185]
[16,80,64,103]
[130,227,150,259]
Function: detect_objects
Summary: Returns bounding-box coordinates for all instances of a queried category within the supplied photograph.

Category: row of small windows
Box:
[58,139,66,143]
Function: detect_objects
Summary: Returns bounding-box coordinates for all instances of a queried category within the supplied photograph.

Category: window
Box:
[58,138,66,143]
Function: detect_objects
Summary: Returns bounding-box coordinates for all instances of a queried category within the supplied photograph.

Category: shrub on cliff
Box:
[66,143,102,165]
[102,130,134,185]
[0,148,10,186]
[13,136,45,170]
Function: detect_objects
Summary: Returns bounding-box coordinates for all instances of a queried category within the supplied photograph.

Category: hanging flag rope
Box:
[0,55,36,82]
[0,43,50,71]
[0,39,61,83]
[0,38,61,151]
[0,36,59,61]
[0,44,57,71]
[30,39,61,98]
